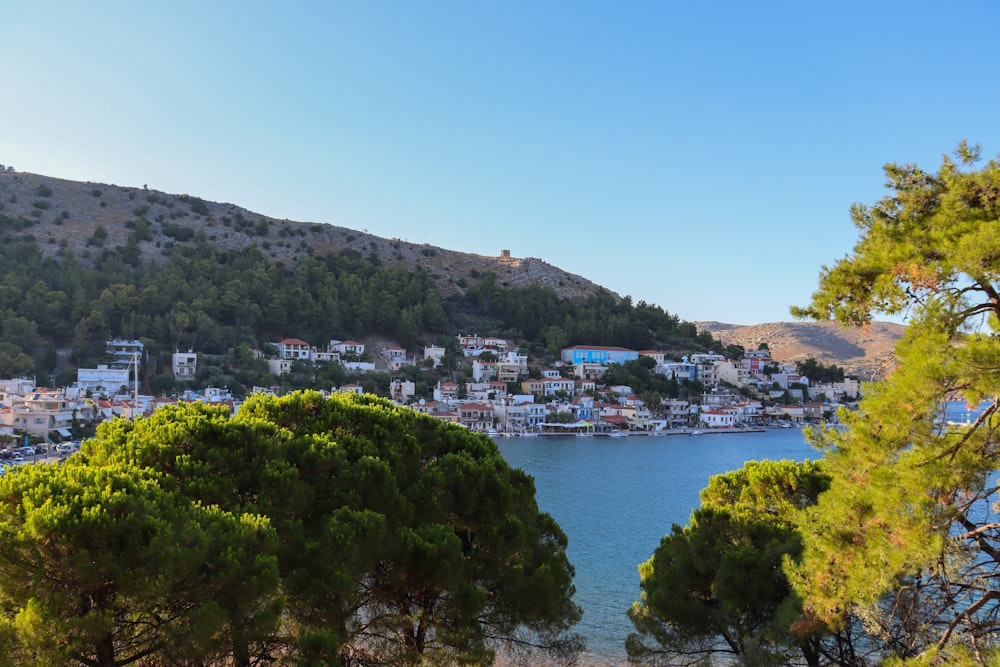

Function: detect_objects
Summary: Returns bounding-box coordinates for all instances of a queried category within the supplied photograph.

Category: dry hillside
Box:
[696,320,906,380]
[0,170,611,303]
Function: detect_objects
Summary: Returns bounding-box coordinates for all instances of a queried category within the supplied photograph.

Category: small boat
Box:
[690,430,704,435]
[608,431,628,438]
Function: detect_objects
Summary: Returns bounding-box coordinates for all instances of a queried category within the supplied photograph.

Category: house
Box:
[770,372,810,390]
[330,340,366,357]
[572,363,608,381]
[381,346,412,371]
[275,338,311,360]
[312,350,341,363]
[520,379,544,396]
[106,339,143,366]
[172,350,197,379]
[471,360,498,382]
[1,390,78,440]
[700,410,736,428]
[481,336,509,352]
[561,345,639,366]
[339,384,364,395]
[714,360,749,387]
[497,402,546,432]
[434,381,459,402]
[457,334,481,351]
[389,379,416,403]
[268,359,293,376]
[802,402,827,421]
[542,377,576,397]
[661,399,693,426]
[411,400,448,415]
[639,350,666,365]
[657,361,697,382]
[465,381,498,403]
[569,395,596,420]
[459,402,494,431]
[775,404,806,423]
[203,387,234,403]
[423,345,446,368]
[77,365,132,395]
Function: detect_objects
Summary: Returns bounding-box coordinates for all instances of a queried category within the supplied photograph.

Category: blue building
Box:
[560,345,639,365]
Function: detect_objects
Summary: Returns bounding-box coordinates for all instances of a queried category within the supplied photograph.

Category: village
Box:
[0,333,860,451]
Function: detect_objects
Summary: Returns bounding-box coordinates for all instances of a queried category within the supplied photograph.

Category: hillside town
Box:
[0,334,860,449]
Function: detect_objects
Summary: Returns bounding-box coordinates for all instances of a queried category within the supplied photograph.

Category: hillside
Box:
[0,168,905,385]
[696,320,905,380]
[0,170,609,302]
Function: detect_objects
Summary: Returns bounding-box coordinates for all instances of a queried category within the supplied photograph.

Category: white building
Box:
[77,365,132,395]
[172,351,197,379]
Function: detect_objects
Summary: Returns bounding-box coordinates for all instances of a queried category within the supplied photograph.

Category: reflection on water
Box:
[497,428,817,664]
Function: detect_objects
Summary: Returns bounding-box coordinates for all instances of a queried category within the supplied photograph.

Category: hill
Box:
[695,320,905,380]
[0,170,609,303]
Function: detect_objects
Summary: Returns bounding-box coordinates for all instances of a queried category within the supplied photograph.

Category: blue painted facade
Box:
[561,346,639,365]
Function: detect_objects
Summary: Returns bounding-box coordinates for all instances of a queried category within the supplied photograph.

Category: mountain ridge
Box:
[0,170,611,303]
[696,320,905,380]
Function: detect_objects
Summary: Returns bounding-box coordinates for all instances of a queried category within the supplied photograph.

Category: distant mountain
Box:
[696,320,906,380]
[0,170,610,303]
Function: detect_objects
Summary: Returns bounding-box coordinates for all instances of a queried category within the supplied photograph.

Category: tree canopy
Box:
[788,142,1000,663]
[0,391,582,666]
[627,459,842,666]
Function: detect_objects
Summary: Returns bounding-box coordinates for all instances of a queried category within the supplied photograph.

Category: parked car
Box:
[9,457,27,466]
[55,444,75,456]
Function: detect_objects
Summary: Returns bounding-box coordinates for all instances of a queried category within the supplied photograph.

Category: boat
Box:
[608,431,628,438]
[690,430,704,435]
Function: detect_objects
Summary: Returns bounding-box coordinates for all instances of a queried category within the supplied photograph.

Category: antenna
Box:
[133,351,139,420]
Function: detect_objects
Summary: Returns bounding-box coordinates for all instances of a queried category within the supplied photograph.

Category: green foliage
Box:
[86,225,108,247]
[0,462,280,666]
[796,357,845,383]
[187,196,209,215]
[628,460,837,665]
[790,143,1000,659]
[65,391,583,665]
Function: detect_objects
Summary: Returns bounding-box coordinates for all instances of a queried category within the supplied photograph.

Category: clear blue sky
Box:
[3,2,997,325]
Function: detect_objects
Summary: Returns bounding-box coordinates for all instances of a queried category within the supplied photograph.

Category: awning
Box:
[56,428,72,438]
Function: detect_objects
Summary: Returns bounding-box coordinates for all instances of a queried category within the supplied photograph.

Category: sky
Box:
[2,2,998,325]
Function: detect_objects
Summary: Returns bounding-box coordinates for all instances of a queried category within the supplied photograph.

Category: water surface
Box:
[497,428,817,663]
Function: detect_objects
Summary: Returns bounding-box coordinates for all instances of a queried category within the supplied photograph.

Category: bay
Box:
[496,428,819,664]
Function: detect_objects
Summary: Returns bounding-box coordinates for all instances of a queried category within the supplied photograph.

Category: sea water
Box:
[497,428,818,664]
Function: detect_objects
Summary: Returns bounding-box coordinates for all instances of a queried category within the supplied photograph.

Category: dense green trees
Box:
[787,143,1000,662]
[0,391,582,665]
[0,463,280,667]
[628,460,844,666]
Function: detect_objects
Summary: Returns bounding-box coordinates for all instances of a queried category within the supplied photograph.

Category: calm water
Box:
[496,428,818,664]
